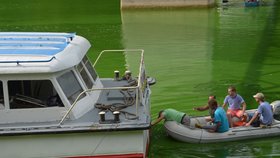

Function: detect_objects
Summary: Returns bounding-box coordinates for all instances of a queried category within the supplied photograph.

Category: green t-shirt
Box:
[163,109,185,123]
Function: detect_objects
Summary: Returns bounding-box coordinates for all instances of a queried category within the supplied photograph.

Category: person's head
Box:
[158,110,164,118]
[253,92,265,102]
[227,86,237,97]
[208,99,218,110]
[208,95,216,101]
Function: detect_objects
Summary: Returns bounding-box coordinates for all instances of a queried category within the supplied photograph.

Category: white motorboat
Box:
[164,101,280,143]
[0,32,153,157]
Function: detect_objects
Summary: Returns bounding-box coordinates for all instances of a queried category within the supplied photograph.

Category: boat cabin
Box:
[0,32,103,124]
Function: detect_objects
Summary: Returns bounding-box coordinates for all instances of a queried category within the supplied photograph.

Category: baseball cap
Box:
[253,93,264,100]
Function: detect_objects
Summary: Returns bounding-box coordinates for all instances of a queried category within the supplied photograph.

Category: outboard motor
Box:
[271,100,280,121]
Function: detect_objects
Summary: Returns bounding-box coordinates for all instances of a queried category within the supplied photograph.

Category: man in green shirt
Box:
[151,108,190,126]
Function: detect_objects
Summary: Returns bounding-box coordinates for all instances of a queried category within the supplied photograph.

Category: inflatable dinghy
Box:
[164,101,280,143]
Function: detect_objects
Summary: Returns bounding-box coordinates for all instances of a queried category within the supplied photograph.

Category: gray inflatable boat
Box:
[164,101,280,143]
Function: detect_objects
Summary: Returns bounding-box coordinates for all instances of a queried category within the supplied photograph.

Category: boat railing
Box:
[0,56,56,64]
[59,49,146,126]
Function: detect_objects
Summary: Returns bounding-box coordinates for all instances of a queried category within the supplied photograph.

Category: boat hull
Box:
[0,130,149,158]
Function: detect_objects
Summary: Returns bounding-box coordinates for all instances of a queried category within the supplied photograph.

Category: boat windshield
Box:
[57,70,86,104]
[76,56,98,89]
[83,56,98,81]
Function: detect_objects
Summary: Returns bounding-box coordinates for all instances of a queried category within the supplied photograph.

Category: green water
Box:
[122,1,280,157]
[1,0,280,157]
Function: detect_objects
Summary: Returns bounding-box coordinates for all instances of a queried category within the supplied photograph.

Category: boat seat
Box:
[10,94,46,109]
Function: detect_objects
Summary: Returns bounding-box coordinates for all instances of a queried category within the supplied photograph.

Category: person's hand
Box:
[241,115,247,122]
[193,107,198,110]
[245,123,251,127]
[240,111,244,117]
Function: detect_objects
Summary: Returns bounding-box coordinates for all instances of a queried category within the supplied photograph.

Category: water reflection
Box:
[150,133,280,157]
[213,0,280,105]
[121,9,216,115]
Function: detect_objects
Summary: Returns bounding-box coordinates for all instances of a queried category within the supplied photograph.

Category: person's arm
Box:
[245,111,259,126]
[151,114,165,126]
[222,96,228,110]
[193,105,209,111]
[222,103,227,109]
[241,102,246,115]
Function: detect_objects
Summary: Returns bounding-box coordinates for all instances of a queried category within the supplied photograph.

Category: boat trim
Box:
[0,125,150,136]
[0,56,56,64]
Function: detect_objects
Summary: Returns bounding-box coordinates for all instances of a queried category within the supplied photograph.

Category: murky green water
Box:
[122,1,280,157]
[1,0,280,157]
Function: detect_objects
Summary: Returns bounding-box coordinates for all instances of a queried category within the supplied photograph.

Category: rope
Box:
[94,87,137,120]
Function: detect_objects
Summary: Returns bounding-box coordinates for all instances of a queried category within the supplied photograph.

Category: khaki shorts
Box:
[181,114,191,126]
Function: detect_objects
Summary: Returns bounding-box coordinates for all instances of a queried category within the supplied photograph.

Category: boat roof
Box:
[0,32,75,55]
[0,32,91,74]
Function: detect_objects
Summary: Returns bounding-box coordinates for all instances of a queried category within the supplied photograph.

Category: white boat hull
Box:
[0,130,149,158]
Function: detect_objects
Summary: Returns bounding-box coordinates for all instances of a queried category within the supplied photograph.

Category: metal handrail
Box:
[93,49,145,118]
[0,56,56,64]
[58,49,145,126]
[92,49,144,68]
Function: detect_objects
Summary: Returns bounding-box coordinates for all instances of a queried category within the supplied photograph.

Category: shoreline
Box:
[121,0,216,9]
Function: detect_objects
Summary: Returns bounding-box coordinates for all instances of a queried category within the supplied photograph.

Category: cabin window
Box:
[83,56,98,81]
[77,62,93,89]
[8,80,63,109]
[57,70,86,104]
[0,81,4,110]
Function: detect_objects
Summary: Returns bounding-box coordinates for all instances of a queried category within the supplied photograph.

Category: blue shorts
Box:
[248,112,261,127]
